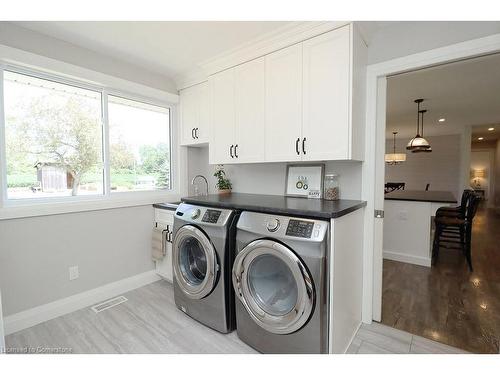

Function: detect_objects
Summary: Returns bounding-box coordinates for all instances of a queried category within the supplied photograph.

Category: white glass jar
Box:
[324,174,339,200]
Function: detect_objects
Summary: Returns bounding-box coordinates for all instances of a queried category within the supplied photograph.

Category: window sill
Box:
[0,191,182,220]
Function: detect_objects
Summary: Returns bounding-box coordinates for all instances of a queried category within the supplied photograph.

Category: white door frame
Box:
[361,33,500,323]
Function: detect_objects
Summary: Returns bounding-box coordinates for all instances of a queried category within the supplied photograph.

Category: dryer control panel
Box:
[286,219,314,238]
[237,211,329,243]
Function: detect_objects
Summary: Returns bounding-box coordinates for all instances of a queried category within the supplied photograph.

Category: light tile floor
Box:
[347,322,469,354]
[5,280,469,354]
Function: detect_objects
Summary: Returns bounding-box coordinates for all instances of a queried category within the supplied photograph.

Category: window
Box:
[108,96,171,192]
[3,71,104,199]
[1,68,172,204]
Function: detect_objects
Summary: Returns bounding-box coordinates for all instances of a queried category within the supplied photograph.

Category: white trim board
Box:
[3,270,161,335]
[383,251,431,268]
[175,21,351,90]
[361,32,500,324]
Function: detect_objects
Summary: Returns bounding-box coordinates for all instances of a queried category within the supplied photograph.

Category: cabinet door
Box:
[234,57,266,163]
[265,44,303,162]
[302,26,351,160]
[209,69,236,164]
[197,81,209,143]
[180,85,199,145]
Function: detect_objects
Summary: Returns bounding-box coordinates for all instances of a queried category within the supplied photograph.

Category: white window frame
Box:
[0,50,182,220]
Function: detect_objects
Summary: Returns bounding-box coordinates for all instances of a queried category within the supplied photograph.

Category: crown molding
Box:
[200,21,349,76]
[175,21,352,90]
[174,67,208,91]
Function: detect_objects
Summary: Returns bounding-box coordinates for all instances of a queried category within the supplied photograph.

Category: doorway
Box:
[364,36,500,353]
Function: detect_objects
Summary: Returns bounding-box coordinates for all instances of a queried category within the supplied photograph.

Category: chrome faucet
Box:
[191,175,209,196]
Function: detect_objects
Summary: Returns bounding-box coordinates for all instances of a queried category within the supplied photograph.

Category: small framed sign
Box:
[285,164,325,199]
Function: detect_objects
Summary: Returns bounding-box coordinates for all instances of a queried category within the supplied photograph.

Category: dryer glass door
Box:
[233,239,315,334]
[173,225,218,299]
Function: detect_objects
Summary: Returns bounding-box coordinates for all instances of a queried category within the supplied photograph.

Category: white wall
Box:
[187,146,363,200]
[385,134,461,199]
[0,206,155,316]
[367,21,500,65]
[0,22,177,94]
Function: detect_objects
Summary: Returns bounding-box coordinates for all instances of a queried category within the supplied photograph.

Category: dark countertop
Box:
[179,193,367,219]
[385,190,457,203]
[153,202,181,211]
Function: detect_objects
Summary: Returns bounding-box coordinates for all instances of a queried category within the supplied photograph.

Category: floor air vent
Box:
[91,296,128,313]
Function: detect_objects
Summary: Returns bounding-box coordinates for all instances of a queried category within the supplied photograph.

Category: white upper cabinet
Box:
[264,44,303,163]
[302,26,351,160]
[209,58,266,164]
[206,23,366,164]
[180,81,209,146]
[209,69,236,164]
[234,57,266,163]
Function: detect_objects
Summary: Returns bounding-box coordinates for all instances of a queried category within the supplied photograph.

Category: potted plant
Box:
[214,166,232,195]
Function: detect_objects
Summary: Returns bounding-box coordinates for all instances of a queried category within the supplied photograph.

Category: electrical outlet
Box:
[69,266,79,281]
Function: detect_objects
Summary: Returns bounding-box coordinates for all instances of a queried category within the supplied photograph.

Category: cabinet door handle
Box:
[191,128,195,139]
[295,138,300,155]
[230,145,234,158]
[234,144,238,158]
[195,128,199,139]
[302,137,306,155]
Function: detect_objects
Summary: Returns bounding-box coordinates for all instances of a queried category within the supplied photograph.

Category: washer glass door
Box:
[233,239,315,334]
[173,225,218,299]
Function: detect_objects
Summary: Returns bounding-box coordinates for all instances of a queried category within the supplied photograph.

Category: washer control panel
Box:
[175,203,233,227]
[202,209,222,224]
[286,219,314,238]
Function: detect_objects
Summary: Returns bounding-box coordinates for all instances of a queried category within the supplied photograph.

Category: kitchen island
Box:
[383,190,457,267]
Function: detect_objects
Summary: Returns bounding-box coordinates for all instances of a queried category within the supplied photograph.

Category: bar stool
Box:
[432,193,480,271]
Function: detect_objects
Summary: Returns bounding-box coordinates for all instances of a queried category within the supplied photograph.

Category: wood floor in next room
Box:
[5,280,466,354]
[382,206,500,353]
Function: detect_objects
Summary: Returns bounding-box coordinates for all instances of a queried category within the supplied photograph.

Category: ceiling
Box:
[386,53,500,142]
[12,21,293,81]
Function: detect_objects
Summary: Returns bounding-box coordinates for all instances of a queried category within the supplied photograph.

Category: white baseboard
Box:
[383,250,431,267]
[3,270,161,335]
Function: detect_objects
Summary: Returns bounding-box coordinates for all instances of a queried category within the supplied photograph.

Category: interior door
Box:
[234,57,266,163]
[209,69,236,164]
[233,239,314,334]
[302,26,351,161]
[264,44,303,162]
[172,225,218,299]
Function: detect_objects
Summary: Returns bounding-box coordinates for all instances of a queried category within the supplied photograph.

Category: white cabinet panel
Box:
[198,82,209,143]
[209,69,236,164]
[235,57,266,163]
[180,82,209,145]
[265,44,303,162]
[302,27,351,161]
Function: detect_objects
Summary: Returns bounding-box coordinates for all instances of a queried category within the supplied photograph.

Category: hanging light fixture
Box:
[412,109,432,153]
[407,99,431,152]
[385,131,406,164]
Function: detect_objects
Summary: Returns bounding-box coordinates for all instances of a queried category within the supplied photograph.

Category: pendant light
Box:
[407,99,431,152]
[385,131,406,164]
[412,109,432,153]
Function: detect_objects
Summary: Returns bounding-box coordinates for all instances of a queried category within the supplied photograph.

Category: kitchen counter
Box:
[385,190,457,203]
[180,193,366,219]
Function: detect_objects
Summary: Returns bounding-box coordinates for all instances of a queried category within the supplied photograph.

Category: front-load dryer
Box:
[172,203,237,333]
[233,211,330,353]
